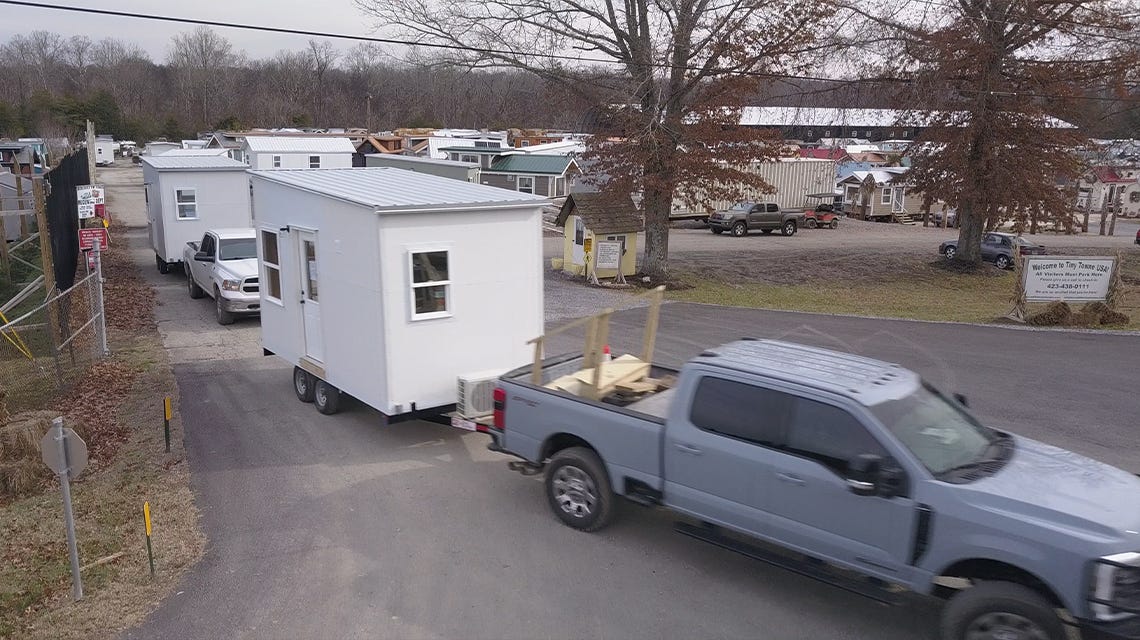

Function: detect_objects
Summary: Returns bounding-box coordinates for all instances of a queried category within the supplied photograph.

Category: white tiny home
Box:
[243,136,355,170]
[249,167,546,418]
[141,155,252,273]
[94,139,117,166]
[144,141,181,156]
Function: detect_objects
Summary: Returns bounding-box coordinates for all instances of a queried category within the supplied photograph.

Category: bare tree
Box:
[167,27,243,130]
[849,0,1139,266]
[356,0,835,280]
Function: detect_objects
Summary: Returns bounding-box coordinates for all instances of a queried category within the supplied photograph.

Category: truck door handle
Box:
[673,443,703,455]
[777,473,805,486]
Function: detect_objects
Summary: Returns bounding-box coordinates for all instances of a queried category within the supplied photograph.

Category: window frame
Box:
[783,395,892,479]
[459,154,478,164]
[175,188,198,220]
[688,375,792,447]
[408,247,452,321]
[272,155,282,168]
[259,228,283,304]
[517,175,535,194]
[881,187,893,205]
[308,155,321,169]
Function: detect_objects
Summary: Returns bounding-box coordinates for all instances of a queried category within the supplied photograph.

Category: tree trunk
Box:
[954,203,985,264]
[641,181,671,280]
[922,195,932,227]
[1108,205,1118,236]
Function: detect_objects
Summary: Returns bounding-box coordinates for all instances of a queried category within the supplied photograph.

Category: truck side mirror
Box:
[194,251,212,262]
[953,393,969,407]
[846,453,881,496]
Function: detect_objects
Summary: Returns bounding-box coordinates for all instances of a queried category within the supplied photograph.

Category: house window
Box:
[554,176,566,196]
[605,235,627,256]
[474,141,501,149]
[460,154,478,163]
[309,155,321,169]
[175,189,197,219]
[272,155,282,168]
[260,229,282,301]
[881,188,893,205]
[574,217,585,245]
[845,185,859,204]
[410,250,450,319]
[517,176,534,194]
[520,140,530,147]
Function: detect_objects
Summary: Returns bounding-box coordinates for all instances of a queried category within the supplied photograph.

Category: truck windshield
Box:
[730,202,753,211]
[218,238,256,260]
[868,382,998,475]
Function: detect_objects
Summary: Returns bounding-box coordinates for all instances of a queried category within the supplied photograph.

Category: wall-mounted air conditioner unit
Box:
[457,369,506,419]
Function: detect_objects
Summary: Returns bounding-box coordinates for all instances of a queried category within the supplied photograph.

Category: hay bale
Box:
[1101,309,1130,325]
[1026,301,1071,326]
[0,411,86,498]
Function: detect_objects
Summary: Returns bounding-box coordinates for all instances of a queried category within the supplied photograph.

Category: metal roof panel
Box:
[140,155,248,170]
[243,136,356,154]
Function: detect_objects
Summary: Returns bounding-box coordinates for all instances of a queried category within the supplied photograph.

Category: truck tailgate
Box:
[498,356,669,493]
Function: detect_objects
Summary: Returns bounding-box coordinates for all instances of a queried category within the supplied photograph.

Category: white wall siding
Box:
[378,207,543,412]
[674,159,837,213]
[149,170,252,261]
[248,151,353,170]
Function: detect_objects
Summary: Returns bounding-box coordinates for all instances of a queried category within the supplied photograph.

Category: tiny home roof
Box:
[243,136,356,154]
[365,154,478,168]
[140,155,248,171]
[486,155,577,175]
[554,192,642,234]
[247,168,548,212]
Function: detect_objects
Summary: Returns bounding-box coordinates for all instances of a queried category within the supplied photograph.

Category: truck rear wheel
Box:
[940,581,1064,640]
[782,220,797,236]
[186,268,204,299]
[293,367,315,403]
[545,447,614,532]
[314,380,342,415]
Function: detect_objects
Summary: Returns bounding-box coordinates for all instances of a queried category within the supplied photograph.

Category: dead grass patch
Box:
[0,212,203,639]
[668,249,1140,330]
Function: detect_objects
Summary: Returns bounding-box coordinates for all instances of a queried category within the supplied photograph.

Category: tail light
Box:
[492,388,506,430]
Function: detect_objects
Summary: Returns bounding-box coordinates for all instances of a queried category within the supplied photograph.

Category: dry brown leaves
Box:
[52,359,138,472]
[101,224,156,334]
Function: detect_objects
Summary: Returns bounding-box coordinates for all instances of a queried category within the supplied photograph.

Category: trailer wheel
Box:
[545,447,614,532]
[293,367,315,403]
[940,582,1064,640]
[314,380,342,415]
[156,254,170,274]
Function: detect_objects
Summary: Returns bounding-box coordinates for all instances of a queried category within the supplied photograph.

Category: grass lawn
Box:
[669,250,1140,330]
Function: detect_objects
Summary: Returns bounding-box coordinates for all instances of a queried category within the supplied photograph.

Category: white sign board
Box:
[76,184,105,220]
[1022,256,1115,303]
[595,241,622,270]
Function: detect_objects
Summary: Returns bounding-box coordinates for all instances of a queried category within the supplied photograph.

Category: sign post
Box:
[40,416,88,601]
[144,501,155,577]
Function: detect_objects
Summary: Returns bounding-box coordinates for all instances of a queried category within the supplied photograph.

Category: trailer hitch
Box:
[508,460,544,476]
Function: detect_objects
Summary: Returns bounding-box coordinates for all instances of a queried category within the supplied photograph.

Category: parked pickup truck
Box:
[708,201,801,237]
[488,339,1140,640]
[183,228,260,325]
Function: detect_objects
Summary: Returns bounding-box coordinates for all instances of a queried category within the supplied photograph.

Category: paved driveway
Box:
[106,165,1139,640]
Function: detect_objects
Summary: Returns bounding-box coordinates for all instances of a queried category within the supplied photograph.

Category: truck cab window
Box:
[689,377,790,445]
[785,398,888,475]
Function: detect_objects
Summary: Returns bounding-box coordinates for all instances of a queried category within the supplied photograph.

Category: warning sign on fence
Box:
[76,185,105,220]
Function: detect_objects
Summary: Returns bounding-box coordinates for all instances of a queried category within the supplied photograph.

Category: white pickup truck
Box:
[183,228,260,325]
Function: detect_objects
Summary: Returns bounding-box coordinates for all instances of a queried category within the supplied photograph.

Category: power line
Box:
[0,0,898,85]
[0,0,1135,104]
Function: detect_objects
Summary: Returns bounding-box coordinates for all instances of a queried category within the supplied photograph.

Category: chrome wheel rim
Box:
[315,384,326,406]
[552,465,596,518]
[996,256,1009,268]
[946,248,956,259]
[294,371,308,395]
[784,223,794,234]
[965,612,1048,640]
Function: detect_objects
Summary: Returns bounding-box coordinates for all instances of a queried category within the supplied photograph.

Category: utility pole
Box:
[366,93,373,134]
[86,120,96,184]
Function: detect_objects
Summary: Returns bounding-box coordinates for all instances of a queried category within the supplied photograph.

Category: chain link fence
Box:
[0,262,107,417]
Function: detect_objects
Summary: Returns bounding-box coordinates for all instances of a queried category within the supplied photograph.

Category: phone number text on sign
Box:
[1022,256,1114,302]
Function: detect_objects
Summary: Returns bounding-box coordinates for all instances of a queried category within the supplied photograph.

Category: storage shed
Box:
[554,192,641,280]
[141,155,252,273]
[249,168,547,418]
[243,136,355,170]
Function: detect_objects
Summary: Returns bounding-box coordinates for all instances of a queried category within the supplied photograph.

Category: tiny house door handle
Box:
[299,299,305,304]
[673,443,703,455]
[777,473,805,486]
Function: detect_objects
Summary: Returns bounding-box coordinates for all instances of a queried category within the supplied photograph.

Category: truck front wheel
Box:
[187,268,204,299]
[940,581,1064,640]
[545,447,614,532]
[215,288,235,325]
[782,220,797,236]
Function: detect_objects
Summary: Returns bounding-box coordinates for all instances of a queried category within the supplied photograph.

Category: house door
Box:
[297,230,324,362]
[892,187,906,213]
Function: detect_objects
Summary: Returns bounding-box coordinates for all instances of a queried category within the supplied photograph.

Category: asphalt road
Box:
[104,163,1140,640]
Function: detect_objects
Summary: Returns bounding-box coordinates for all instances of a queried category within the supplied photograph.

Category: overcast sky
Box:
[0,0,391,61]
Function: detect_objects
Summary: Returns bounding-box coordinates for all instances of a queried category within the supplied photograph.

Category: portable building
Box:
[141,155,252,273]
[144,141,181,156]
[243,136,355,170]
[94,139,117,166]
[364,153,480,183]
[249,167,546,418]
[554,192,640,280]
[671,158,837,216]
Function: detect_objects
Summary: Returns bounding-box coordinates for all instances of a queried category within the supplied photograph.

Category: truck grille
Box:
[241,277,259,294]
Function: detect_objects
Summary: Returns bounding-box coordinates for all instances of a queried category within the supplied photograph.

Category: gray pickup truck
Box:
[708,201,801,237]
[488,339,1140,640]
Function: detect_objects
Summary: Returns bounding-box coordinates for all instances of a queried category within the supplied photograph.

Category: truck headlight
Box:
[1090,552,1140,620]
[221,279,241,292]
